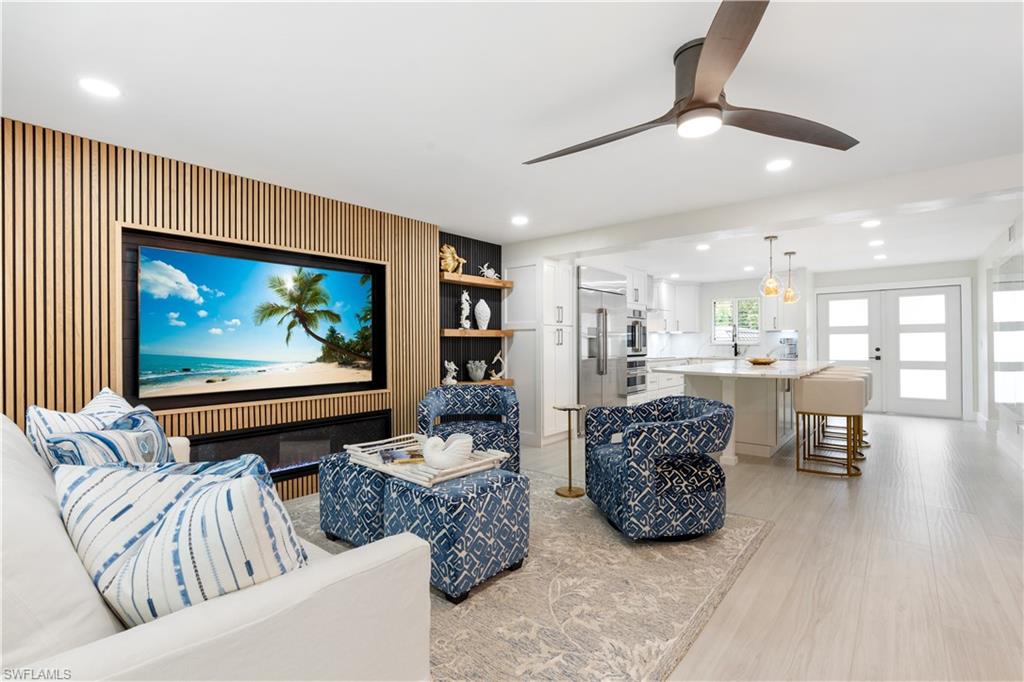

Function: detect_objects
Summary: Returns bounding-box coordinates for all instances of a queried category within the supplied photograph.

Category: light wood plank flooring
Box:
[520,414,1023,681]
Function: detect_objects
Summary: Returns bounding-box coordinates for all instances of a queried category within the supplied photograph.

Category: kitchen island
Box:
[651,359,831,464]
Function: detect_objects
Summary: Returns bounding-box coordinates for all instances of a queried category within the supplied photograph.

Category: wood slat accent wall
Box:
[1,118,439,447]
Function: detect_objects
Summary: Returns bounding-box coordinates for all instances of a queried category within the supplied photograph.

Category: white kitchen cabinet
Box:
[649,280,699,333]
[762,294,781,332]
[761,294,800,332]
[542,259,574,326]
[542,325,575,437]
[651,279,675,313]
[624,267,647,309]
[673,284,700,332]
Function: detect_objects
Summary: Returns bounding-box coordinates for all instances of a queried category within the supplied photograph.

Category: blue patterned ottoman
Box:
[384,469,530,603]
[319,453,387,546]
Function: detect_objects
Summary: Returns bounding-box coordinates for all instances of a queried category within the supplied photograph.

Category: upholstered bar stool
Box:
[794,374,866,477]
[820,366,871,453]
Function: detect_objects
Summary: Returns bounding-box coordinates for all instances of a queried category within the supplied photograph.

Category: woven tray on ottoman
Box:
[384,468,530,603]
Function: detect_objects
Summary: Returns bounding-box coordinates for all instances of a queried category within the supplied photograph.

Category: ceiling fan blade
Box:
[723,105,859,150]
[523,110,676,164]
[691,0,769,104]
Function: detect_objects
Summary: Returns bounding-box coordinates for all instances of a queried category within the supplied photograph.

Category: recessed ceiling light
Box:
[670,273,680,279]
[868,239,885,247]
[78,77,121,98]
[510,215,529,227]
[695,244,710,251]
[861,219,881,229]
[765,158,792,172]
[743,265,755,272]
[874,254,888,260]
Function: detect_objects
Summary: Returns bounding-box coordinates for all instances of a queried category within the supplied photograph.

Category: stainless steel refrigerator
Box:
[577,266,627,409]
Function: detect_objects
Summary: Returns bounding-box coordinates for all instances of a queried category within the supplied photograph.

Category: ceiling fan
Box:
[524,0,858,165]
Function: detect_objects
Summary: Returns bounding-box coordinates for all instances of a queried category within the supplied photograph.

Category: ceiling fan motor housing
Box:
[673,38,705,105]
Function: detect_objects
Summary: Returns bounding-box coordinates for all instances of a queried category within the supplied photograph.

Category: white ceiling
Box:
[578,196,1021,283]
[3,2,1022,244]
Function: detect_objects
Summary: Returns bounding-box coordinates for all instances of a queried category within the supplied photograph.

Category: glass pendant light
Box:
[759,235,780,297]
[783,251,800,304]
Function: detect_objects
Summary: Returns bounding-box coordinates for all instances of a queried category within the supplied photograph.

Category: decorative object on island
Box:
[553,404,586,498]
[746,357,778,366]
[459,289,472,329]
[783,251,801,304]
[422,433,474,469]
[759,235,781,298]
[466,360,487,382]
[488,350,505,380]
[478,262,499,279]
[439,244,467,274]
[442,360,459,385]
[474,298,491,329]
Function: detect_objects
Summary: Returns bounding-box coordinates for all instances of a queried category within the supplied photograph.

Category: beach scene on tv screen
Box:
[137,245,373,398]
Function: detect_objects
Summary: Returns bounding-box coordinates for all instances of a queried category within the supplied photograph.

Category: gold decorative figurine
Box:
[439,244,466,275]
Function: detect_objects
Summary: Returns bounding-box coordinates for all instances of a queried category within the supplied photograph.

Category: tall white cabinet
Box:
[505,257,577,446]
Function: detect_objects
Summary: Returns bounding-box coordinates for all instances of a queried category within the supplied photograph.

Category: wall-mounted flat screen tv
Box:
[123,231,385,409]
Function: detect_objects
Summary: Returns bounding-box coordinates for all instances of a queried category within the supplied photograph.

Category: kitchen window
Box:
[712,297,761,345]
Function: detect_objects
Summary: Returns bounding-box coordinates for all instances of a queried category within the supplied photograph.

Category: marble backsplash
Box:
[647,330,794,360]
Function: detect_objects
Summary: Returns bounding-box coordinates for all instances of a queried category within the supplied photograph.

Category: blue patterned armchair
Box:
[585,395,733,540]
[417,385,520,472]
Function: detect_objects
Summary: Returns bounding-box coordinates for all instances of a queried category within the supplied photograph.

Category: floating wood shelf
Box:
[456,378,514,386]
[439,272,513,289]
[442,328,513,338]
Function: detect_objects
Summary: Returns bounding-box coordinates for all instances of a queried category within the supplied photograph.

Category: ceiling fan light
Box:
[677,107,723,138]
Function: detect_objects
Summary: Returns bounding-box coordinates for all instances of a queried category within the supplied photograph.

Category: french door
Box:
[817,285,962,418]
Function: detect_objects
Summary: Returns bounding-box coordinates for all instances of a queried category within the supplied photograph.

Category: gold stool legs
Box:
[796,412,862,478]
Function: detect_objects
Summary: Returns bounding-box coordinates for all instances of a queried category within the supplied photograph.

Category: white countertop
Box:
[650,359,830,379]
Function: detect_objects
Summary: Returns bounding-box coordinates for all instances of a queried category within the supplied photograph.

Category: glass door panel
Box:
[883,285,962,418]
[817,291,882,411]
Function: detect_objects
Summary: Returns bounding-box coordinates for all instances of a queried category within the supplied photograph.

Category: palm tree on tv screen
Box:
[254,267,371,363]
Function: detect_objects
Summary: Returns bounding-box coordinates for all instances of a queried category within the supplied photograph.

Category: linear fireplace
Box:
[188,410,391,482]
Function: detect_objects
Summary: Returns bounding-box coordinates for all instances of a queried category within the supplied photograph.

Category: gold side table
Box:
[554,404,586,498]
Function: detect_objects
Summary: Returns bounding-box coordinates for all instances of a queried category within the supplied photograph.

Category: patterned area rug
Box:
[285,470,771,681]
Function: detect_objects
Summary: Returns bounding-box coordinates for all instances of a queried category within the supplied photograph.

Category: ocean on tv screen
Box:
[137,245,373,398]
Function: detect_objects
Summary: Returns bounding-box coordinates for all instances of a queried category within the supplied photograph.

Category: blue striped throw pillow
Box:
[26,388,135,462]
[55,465,308,627]
[46,409,172,468]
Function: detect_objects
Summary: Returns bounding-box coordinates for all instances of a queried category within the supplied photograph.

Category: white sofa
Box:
[1,415,432,681]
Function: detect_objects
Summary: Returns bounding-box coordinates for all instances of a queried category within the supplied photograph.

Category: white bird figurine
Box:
[422,434,473,469]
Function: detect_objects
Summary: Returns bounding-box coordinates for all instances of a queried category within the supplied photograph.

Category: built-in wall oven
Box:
[626,308,647,357]
[625,358,648,395]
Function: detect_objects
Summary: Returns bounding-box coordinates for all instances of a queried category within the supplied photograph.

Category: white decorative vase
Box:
[467,360,487,382]
[474,299,491,329]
